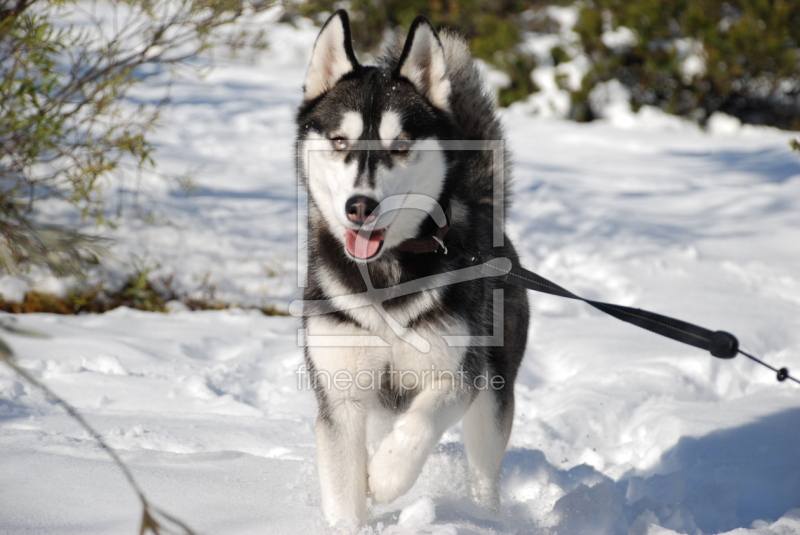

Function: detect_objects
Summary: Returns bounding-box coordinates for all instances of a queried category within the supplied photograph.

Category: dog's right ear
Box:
[303,10,359,101]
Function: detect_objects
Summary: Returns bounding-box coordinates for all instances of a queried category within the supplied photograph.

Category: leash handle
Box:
[464,246,797,385]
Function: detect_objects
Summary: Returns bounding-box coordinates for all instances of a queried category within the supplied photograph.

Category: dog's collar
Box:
[393,204,451,255]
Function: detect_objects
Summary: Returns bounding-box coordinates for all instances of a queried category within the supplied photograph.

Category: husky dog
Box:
[296,10,530,527]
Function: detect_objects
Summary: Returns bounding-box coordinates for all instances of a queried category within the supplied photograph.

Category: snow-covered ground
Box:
[2,14,800,535]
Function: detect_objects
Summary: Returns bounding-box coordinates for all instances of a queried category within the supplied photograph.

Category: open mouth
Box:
[345,227,385,260]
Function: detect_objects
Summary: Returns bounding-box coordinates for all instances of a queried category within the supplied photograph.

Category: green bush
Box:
[294,2,800,130]
[573,0,800,129]
[0,0,271,277]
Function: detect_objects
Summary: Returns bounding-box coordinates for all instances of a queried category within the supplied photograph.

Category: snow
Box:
[2,13,800,535]
[397,497,437,529]
[671,38,707,85]
[516,8,588,119]
[707,112,743,136]
[601,26,638,52]
[587,79,635,125]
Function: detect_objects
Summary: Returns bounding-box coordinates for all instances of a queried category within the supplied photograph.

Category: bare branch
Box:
[0,330,197,534]
[1,0,274,275]
[0,0,40,24]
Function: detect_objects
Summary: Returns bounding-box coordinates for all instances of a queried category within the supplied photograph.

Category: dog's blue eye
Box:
[331,138,348,150]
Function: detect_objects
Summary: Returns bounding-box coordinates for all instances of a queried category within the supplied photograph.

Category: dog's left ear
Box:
[304,10,360,101]
[395,17,451,112]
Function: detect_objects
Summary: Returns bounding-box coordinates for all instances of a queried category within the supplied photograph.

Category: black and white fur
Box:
[296,11,530,528]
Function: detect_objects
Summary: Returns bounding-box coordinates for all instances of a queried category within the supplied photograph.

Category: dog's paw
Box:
[368,413,433,503]
[470,479,500,515]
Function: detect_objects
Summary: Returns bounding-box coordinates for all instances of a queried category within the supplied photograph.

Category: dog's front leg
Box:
[315,390,369,527]
[306,326,383,528]
[368,380,472,504]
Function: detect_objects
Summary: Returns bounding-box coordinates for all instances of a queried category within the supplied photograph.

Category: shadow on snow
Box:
[385,407,800,534]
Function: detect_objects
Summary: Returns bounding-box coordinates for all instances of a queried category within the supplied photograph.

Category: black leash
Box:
[447,244,799,385]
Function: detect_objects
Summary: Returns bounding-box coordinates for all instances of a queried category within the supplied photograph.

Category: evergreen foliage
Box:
[572,0,800,128]
[295,1,800,130]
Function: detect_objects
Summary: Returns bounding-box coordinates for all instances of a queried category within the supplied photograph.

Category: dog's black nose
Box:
[345,195,379,224]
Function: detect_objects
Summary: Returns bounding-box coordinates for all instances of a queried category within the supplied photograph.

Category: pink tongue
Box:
[345,228,384,259]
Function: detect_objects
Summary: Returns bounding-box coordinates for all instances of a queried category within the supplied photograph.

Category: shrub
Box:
[0,0,272,277]
[294,2,800,129]
[572,0,800,129]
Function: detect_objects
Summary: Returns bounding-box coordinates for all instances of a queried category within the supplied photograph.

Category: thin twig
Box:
[0,331,196,535]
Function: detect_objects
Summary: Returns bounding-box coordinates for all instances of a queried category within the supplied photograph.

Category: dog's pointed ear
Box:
[303,10,359,101]
[395,17,451,111]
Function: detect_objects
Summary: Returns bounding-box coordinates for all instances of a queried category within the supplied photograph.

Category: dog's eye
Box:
[391,141,411,154]
[331,138,348,151]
